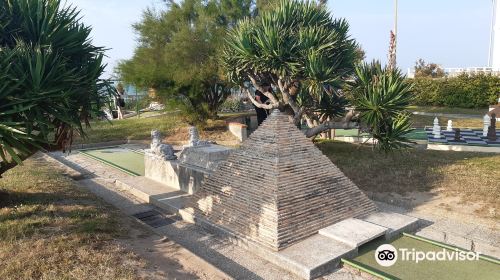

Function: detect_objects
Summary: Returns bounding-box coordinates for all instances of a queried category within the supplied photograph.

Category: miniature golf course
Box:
[79,147,145,176]
[343,233,500,280]
[78,147,500,280]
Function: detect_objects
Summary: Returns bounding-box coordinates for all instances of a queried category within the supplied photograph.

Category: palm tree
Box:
[223,0,413,150]
[0,0,113,176]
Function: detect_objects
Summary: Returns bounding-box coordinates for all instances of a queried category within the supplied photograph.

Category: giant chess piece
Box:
[446,120,453,132]
[487,113,497,141]
[432,117,441,139]
[454,128,461,141]
[483,114,491,137]
[150,130,177,160]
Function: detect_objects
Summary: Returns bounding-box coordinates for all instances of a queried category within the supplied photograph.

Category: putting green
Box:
[346,234,500,280]
[404,129,428,140]
[80,147,145,176]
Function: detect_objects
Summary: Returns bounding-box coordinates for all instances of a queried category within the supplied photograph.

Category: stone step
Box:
[273,234,357,279]
[318,218,388,247]
[360,211,420,239]
[115,176,195,222]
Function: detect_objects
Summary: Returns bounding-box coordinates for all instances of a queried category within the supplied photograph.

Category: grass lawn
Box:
[75,113,239,145]
[76,110,485,145]
[0,155,144,279]
[318,141,500,220]
[408,106,487,116]
[411,115,483,128]
[76,114,183,143]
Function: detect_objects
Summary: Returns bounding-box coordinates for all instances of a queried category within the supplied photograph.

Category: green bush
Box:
[124,96,150,111]
[412,74,500,108]
[219,97,244,112]
[0,0,112,176]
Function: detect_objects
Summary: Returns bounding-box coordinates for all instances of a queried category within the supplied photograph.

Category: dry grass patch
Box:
[408,106,486,116]
[411,115,483,128]
[0,155,145,279]
[318,141,500,220]
[165,119,238,146]
[74,113,239,145]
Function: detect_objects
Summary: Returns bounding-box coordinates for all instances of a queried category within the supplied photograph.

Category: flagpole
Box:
[394,0,398,63]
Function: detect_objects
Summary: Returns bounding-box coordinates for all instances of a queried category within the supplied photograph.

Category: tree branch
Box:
[277,78,300,115]
[303,109,359,138]
[248,74,280,105]
[242,87,278,110]
[304,120,358,138]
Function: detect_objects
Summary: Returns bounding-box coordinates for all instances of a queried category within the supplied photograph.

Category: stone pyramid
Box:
[192,110,377,251]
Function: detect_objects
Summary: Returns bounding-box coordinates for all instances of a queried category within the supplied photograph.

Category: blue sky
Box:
[73,0,493,78]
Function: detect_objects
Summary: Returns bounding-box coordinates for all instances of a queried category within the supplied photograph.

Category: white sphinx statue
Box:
[149,130,177,160]
[185,126,212,147]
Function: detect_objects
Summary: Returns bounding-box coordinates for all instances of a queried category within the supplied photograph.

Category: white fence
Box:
[407,67,500,78]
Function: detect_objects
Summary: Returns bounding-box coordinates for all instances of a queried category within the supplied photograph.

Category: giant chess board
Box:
[425,127,500,146]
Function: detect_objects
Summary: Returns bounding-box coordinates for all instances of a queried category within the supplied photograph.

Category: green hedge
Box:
[411,74,500,108]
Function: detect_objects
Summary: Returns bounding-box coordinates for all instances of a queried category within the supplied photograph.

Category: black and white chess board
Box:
[426,128,500,146]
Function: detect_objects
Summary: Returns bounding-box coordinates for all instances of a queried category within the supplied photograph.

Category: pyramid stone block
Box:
[191,110,377,251]
[318,218,387,247]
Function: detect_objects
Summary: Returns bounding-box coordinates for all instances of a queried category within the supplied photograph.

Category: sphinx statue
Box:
[149,130,177,160]
[186,126,212,147]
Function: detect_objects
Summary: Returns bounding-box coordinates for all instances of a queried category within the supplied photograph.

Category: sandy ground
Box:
[369,190,499,231]
[39,153,229,280]
[117,220,230,279]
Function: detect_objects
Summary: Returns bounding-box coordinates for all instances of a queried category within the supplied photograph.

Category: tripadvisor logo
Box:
[375,244,398,267]
[375,244,480,267]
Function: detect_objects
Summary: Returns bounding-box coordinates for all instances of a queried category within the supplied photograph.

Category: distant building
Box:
[407,67,500,78]
[111,80,147,100]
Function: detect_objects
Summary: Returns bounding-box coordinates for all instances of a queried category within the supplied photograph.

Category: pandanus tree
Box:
[223,0,413,151]
[0,0,113,177]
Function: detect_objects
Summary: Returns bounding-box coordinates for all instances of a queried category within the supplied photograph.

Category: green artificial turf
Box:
[404,129,428,140]
[332,129,368,137]
[350,236,500,280]
[80,147,145,176]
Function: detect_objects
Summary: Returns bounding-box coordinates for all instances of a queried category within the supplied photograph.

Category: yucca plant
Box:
[0,0,113,176]
[348,61,414,152]
[223,0,359,135]
[223,0,413,148]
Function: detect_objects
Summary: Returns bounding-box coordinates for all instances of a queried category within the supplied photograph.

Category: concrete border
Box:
[70,140,128,150]
[427,143,500,153]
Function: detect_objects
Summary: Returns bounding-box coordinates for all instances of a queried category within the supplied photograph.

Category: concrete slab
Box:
[116,177,189,210]
[178,145,232,171]
[115,176,196,223]
[360,211,420,239]
[319,218,387,247]
[275,234,357,279]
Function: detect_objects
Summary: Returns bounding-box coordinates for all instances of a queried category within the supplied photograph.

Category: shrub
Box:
[219,97,245,113]
[124,96,151,111]
[412,74,500,108]
[0,0,112,176]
